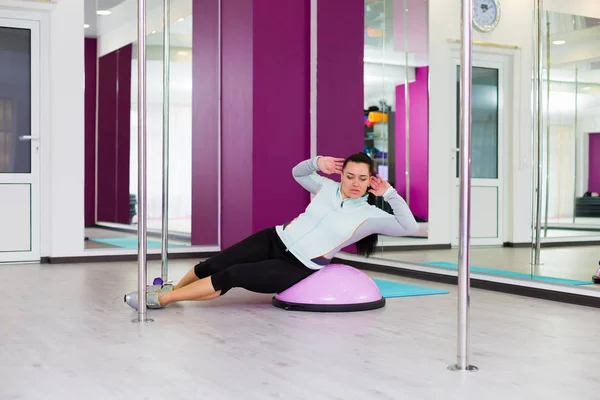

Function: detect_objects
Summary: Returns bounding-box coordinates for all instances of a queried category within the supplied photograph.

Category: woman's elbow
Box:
[393,219,419,236]
[406,219,419,235]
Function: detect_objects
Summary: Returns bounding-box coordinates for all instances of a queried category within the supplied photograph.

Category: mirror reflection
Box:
[83,0,203,251]
[541,11,600,243]
[362,0,429,262]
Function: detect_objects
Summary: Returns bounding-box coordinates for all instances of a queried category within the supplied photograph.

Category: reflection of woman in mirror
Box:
[125,152,418,310]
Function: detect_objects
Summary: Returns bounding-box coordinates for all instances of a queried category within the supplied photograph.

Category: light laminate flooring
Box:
[2,259,600,399]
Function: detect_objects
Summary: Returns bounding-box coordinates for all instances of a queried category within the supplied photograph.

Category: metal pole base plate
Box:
[131,317,154,323]
[447,364,478,372]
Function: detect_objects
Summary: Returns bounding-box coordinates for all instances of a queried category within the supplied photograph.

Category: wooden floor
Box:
[2,259,600,399]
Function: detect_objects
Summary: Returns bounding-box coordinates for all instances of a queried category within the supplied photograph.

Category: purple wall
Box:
[316,0,364,164]
[589,133,600,193]
[218,0,311,249]
[96,44,132,224]
[317,0,364,253]
[84,38,97,226]
[252,0,311,233]
[191,0,367,249]
[191,0,220,245]
[220,0,254,248]
[395,66,429,221]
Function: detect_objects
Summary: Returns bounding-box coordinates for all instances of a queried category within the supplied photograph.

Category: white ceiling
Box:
[84,0,127,37]
[85,0,193,49]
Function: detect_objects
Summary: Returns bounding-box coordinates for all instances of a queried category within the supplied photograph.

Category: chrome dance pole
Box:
[161,0,171,284]
[134,0,152,323]
[572,67,578,223]
[532,0,544,265]
[448,0,477,372]
[543,12,550,237]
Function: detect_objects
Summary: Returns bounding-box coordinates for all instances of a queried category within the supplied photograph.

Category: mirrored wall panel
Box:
[313,0,429,263]
[531,9,600,284]
[363,0,430,261]
[541,11,600,240]
[83,0,218,252]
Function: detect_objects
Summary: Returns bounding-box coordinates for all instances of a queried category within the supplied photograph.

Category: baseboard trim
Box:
[41,251,218,264]
[540,240,600,248]
[374,243,451,252]
[333,257,600,309]
[504,240,600,248]
[503,242,531,248]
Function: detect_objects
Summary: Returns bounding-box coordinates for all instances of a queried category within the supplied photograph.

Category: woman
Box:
[125,152,418,310]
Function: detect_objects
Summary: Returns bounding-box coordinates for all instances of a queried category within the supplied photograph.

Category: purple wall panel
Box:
[191,0,220,245]
[96,51,118,223]
[218,0,311,249]
[252,0,311,234]
[220,0,254,249]
[395,66,429,221]
[117,45,132,224]
[589,133,600,193]
[316,0,364,163]
[96,45,132,224]
[316,0,364,253]
[84,38,97,226]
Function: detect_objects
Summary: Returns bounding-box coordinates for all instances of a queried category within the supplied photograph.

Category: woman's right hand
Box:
[317,156,344,175]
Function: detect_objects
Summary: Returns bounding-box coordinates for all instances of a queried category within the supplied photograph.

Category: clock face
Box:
[473,0,500,32]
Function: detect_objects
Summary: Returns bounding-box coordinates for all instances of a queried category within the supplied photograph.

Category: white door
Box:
[450,55,507,246]
[0,19,40,262]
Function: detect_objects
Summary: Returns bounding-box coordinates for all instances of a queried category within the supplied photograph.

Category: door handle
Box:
[19,135,39,141]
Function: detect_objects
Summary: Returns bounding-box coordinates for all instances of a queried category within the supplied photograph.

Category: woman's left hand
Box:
[369,174,392,197]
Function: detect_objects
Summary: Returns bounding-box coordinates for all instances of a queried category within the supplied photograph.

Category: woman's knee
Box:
[194,261,213,279]
[210,269,233,295]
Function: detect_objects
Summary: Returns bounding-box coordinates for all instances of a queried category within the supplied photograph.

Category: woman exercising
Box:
[125,152,418,310]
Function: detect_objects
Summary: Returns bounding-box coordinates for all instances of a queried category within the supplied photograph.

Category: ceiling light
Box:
[152,30,157,34]
[96,10,112,16]
[582,86,591,91]
[178,17,184,22]
[84,24,90,29]
[177,51,188,56]
[552,40,566,45]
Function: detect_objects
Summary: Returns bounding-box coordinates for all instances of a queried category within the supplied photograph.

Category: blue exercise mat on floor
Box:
[422,261,593,285]
[373,278,449,298]
[90,237,184,249]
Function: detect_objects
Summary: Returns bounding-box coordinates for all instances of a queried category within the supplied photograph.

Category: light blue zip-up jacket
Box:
[276,157,419,270]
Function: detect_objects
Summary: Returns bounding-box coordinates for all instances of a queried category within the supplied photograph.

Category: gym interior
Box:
[1,0,600,398]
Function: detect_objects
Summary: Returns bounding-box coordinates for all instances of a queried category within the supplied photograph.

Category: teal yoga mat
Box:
[373,278,449,298]
[423,261,592,285]
[90,237,185,249]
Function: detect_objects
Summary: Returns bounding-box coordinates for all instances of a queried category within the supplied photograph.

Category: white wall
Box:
[428,0,534,244]
[2,0,86,258]
[46,0,85,257]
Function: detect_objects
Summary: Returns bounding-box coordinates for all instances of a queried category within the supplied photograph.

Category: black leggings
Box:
[194,227,315,295]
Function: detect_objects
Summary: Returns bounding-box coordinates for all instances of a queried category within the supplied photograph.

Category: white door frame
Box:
[449,51,510,247]
[0,17,41,262]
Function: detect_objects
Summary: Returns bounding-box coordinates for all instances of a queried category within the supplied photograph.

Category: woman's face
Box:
[341,161,371,199]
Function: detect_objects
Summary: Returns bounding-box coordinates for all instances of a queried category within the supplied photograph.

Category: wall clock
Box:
[473,0,501,33]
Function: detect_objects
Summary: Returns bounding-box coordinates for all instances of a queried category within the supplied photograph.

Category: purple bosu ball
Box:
[272,264,385,312]
[153,277,163,285]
